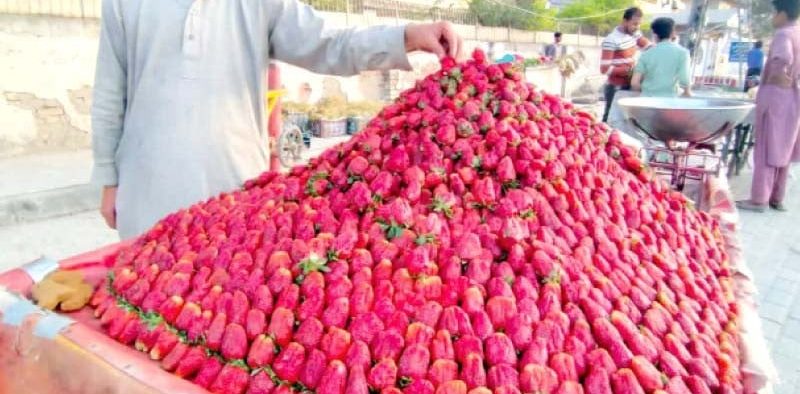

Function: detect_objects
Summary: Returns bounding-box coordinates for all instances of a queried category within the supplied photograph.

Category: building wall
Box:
[0,11,603,157]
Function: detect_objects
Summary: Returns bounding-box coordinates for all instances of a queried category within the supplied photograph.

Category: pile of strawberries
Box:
[90,50,742,394]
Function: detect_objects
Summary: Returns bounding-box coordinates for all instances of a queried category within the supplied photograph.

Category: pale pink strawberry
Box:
[435,380,467,394]
[369,358,399,389]
[460,354,487,389]
[428,359,459,387]
[431,330,455,360]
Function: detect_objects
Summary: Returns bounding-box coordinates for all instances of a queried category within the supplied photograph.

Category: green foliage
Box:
[557,0,635,35]
[750,0,774,40]
[468,0,556,31]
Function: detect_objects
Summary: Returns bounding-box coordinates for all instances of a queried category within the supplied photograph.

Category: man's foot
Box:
[736,200,767,212]
[769,201,788,212]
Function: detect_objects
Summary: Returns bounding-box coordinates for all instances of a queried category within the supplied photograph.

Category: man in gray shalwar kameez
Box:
[92,0,463,239]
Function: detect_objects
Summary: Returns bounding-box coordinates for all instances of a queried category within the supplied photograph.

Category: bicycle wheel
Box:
[277,125,306,168]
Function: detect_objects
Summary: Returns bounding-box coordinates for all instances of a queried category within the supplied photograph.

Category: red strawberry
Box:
[247,334,276,368]
[209,364,250,394]
[684,375,712,394]
[300,348,328,389]
[276,284,300,311]
[399,344,431,379]
[611,368,645,394]
[665,376,692,394]
[405,322,435,347]
[158,295,185,323]
[485,333,516,366]
[611,311,658,363]
[369,358,399,389]
[273,342,306,382]
[459,353,487,389]
[584,366,613,394]
[454,335,483,363]
[267,307,294,346]
[347,365,370,394]
[161,342,189,372]
[519,364,559,393]
[554,381,584,394]
[485,296,517,330]
[405,379,434,394]
[294,316,324,349]
[435,380,467,394]
[247,370,276,394]
[193,357,224,389]
[221,323,248,360]
[455,233,482,259]
[486,364,518,390]
[371,331,405,360]
[431,330,455,360]
[416,301,444,328]
[631,355,666,391]
[245,308,266,340]
[428,359,459,387]
[135,325,165,353]
[321,326,352,361]
[350,282,374,315]
[322,297,350,328]
[686,358,719,389]
[149,329,179,361]
[549,352,578,382]
[346,340,371,371]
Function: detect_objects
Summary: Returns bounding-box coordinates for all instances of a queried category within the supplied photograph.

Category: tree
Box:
[557,0,634,35]
[749,0,773,40]
[468,0,556,31]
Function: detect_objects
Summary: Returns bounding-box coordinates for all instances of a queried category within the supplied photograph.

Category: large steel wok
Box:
[617,97,754,144]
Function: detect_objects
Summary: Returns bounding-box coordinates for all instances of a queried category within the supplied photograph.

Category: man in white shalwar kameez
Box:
[92,0,463,239]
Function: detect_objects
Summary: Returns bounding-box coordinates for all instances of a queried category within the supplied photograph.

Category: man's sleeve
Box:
[600,37,614,74]
[266,0,411,76]
[90,0,127,186]
[635,31,652,49]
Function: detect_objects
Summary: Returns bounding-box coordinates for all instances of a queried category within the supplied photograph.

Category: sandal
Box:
[769,201,787,212]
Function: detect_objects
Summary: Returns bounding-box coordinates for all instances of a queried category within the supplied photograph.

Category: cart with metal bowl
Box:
[617,97,755,205]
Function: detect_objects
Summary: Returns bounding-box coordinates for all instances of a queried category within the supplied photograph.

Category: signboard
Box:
[729,42,752,63]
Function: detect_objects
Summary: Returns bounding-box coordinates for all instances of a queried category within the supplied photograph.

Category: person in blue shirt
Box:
[745,41,765,92]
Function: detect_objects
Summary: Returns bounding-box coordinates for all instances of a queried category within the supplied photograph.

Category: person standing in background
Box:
[631,17,692,97]
[600,7,653,122]
[737,0,800,212]
[744,40,765,92]
[544,32,565,61]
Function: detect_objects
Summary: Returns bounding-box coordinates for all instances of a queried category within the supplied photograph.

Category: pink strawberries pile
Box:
[90,50,742,394]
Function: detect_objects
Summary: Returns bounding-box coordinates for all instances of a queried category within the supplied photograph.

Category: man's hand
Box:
[405,21,463,60]
[100,186,118,229]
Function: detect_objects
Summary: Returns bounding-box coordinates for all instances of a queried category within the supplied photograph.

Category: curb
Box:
[0,184,99,227]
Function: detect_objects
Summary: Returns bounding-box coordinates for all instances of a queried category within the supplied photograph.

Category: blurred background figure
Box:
[737,0,800,212]
[544,32,566,61]
[745,41,765,93]
[631,17,692,98]
[600,7,653,122]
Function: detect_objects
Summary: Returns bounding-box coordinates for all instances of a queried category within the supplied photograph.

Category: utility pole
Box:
[687,0,710,80]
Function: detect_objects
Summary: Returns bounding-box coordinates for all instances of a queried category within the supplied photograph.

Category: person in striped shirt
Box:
[600,7,653,122]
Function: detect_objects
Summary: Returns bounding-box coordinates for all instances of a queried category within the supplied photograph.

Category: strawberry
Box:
[584,366,613,394]
[554,381,583,394]
[611,368,645,394]
[519,364,559,393]
[347,365,370,394]
[454,334,483,363]
[245,309,266,340]
[549,352,578,382]
[161,342,189,372]
[398,344,431,379]
[221,323,248,360]
[135,324,165,353]
[665,376,692,394]
[405,379,435,394]
[485,333,516,366]
[369,358,399,389]
[486,364,518,390]
[431,330,455,360]
[405,322,435,347]
[505,314,533,349]
[459,353,487,389]
[149,329,179,361]
[371,330,405,360]
[429,359,459,387]
[350,312,384,344]
[345,340,371,371]
[683,375,712,394]
[455,233,482,259]
[470,309,495,340]
[247,370,276,394]
[485,296,517,330]
[209,364,250,394]
[300,348,328,389]
[435,380,467,394]
[247,334,276,368]
[273,342,306,382]
[267,307,294,346]
[321,326,352,361]
[158,295,185,324]
[685,358,719,389]
[193,357,224,389]
[631,355,666,391]
[295,316,324,349]
[416,301,444,328]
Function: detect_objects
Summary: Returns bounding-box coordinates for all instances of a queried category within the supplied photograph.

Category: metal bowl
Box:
[617,97,755,143]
